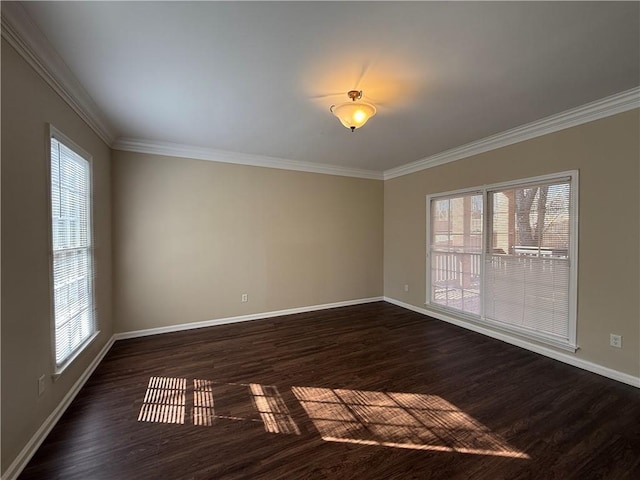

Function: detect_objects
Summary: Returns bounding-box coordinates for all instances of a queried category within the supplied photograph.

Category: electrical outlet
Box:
[241,293,248,303]
[404,284,409,292]
[38,375,46,396]
[610,334,622,348]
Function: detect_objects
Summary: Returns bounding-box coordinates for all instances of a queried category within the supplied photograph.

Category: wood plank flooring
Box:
[19,302,640,479]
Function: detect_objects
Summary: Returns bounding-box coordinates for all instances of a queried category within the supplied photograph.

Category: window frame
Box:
[47,125,99,375]
[425,170,579,351]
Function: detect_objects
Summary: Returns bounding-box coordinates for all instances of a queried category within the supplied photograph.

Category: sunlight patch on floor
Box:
[137,377,186,424]
[193,379,215,427]
[291,387,528,458]
[250,384,301,435]
[136,377,527,459]
[137,377,300,435]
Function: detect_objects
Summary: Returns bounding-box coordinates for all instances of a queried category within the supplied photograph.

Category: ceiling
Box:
[10,1,640,174]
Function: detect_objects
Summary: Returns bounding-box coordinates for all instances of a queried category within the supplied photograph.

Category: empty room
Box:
[2,1,639,479]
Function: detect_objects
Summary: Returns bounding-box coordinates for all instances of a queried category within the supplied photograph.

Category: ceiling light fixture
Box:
[330,90,376,132]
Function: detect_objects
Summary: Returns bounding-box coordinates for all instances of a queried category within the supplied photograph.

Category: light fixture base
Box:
[347,90,362,101]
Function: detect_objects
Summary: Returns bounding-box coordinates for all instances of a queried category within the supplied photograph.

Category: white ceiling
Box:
[12,1,640,173]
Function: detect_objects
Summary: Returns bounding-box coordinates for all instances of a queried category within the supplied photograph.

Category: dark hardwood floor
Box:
[19,302,640,479]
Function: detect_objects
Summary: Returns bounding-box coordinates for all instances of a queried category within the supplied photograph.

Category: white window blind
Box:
[427,173,577,350]
[485,180,572,344]
[50,134,95,366]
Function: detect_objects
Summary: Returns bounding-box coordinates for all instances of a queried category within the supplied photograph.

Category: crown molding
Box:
[1,2,116,146]
[384,87,640,180]
[113,138,384,180]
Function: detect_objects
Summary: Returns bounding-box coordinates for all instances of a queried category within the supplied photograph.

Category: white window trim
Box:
[47,124,100,376]
[425,170,579,352]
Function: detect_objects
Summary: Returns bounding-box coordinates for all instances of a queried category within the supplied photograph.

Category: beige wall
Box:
[1,40,113,473]
[384,109,640,377]
[112,151,383,333]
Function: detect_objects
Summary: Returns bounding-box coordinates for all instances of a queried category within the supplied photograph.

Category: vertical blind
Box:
[428,175,575,348]
[51,136,95,366]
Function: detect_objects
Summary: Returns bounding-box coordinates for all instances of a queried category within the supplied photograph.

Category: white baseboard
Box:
[2,335,116,480]
[384,296,640,388]
[113,296,384,340]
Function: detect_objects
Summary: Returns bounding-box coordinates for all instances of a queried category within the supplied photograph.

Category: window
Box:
[427,172,577,351]
[50,129,96,369]
[429,192,483,316]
